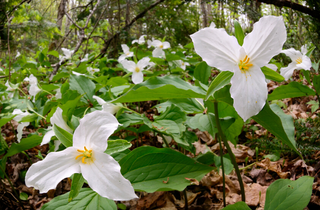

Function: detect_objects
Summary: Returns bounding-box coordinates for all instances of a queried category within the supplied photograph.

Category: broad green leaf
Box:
[20,113,38,122]
[0,115,15,127]
[154,104,186,124]
[165,53,181,61]
[41,188,117,210]
[105,140,131,155]
[118,112,152,128]
[222,201,251,210]
[264,176,313,210]
[234,21,244,46]
[213,154,233,175]
[253,104,299,156]
[120,146,213,193]
[268,81,315,101]
[302,70,311,84]
[313,74,320,93]
[155,98,204,114]
[206,71,233,100]
[261,66,284,82]
[112,76,206,103]
[60,95,82,123]
[5,135,42,157]
[194,61,211,85]
[0,133,8,155]
[53,125,73,147]
[47,50,59,58]
[68,173,85,202]
[70,74,96,103]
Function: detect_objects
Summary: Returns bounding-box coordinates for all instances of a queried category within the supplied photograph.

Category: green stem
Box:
[160,133,170,148]
[213,100,246,202]
[217,134,226,207]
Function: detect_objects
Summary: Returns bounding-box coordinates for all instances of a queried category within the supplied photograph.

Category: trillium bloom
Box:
[132,35,146,45]
[16,51,21,58]
[26,111,137,200]
[280,45,312,80]
[120,57,153,84]
[175,60,190,70]
[5,81,15,98]
[191,16,286,121]
[87,67,100,75]
[41,107,73,145]
[118,44,134,62]
[13,109,31,142]
[81,54,89,62]
[93,95,122,114]
[55,88,62,99]
[27,74,41,97]
[150,40,170,58]
[72,71,86,76]
[59,48,74,64]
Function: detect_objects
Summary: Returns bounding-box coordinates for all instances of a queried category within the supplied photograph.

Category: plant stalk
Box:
[217,134,226,207]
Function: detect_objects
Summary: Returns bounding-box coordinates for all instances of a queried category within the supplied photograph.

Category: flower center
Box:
[238,55,253,72]
[295,57,302,64]
[135,67,140,73]
[75,146,93,164]
[159,45,163,49]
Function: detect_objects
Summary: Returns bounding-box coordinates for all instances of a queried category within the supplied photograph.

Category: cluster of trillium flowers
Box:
[2,15,313,201]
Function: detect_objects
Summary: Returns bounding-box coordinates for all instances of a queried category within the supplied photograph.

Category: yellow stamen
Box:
[75,146,93,164]
[135,67,140,73]
[159,45,163,49]
[238,55,253,72]
[295,58,302,64]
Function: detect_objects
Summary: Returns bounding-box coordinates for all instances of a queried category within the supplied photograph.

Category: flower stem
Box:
[217,133,226,207]
[213,100,245,202]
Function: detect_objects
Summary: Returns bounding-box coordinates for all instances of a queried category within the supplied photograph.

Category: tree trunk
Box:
[200,0,208,28]
[57,0,68,30]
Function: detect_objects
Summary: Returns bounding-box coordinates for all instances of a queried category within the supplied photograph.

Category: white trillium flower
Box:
[93,95,122,114]
[25,111,137,201]
[118,44,134,62]
[72,71,86,76]
[120,57,152,84]
[41,107,73,145]
[5,81,15,98]
[132,35,146,45]
[81,54,89,62]
[265,64,278,83]
[175,60,190,70]
[16,51,21,58]
[27,74,41,97]
[59,48,74,64]
[280,45,312,80]
[150,40,170,58]
[191,16,286,121]
[55,88,62,99]
[87,67,100,75]
[13,109,31,142]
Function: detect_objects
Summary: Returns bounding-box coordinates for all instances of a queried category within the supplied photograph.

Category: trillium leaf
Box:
[222,201,251,210]
[0,115,15,127]
[264,176,313,210]
[68,173,85,202]
[155,98,204,114]
[111,76,206,103]
[120,146,213,193]
[5,135,42,157]
[104,140,132,155]
[53,124,73,147]
[268,81,315,101]
[70,74,96,103]
[234,21,245,46]
[41,188,117,210]
[206,71,233,100]
[312,74,320,93]
[261,66,284,82]
[194,61,211,85]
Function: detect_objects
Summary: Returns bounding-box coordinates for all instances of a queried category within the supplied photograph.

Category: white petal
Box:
[265,64,278,71]
[137,57,151,69]
[41,129,55,145]
[29,74,38,85]
[151,40,162,47]
[81,152,137,201]
[62,48,73,59]
[102,103,121,114]
[280,62,297,80]
[132,71,144,84]
[121,44,130,53]
[138,35,146,44]
[120,60,136,72]
[162,41,170,49]
[17,122,29,142]
[73,111,119,152]
[230,66,268,121]
[301,45,308,55]
[152,48,165,58]
[25,147,80,193]
[55,88,62,99]
[132,39,138,44]
[243,16,286,67]
[191,27,240,72]
[281,48,302,61]
[51,107,73,133]
[29,84,41,97]
[118,54,126,62]
[93,95,107,105]
[297,55,312,70]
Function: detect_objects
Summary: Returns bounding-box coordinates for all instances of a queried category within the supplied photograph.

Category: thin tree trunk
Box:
[57,0,68,30]
[201,0,208,28]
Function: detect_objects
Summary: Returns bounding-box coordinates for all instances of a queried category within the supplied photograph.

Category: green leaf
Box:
[155,98,204,114]
[213,154,233,175]
[0,133,8,155]
[261,66,284,82]
[68,173,85,202]
[5,135,42,157]
[222,201,251,210]
[112,76,206,103]
[234,21,244,46]
[19,192,28,200]
[264,176,313,210]
[120,146,213,193]
[20,113,38,122]
[206,71,233,100]
[47,50,59,58]
[105,140,132,155]
[0,115,15,127]
[313,74,320,93]
[118,112,152,128]
[194,61,211,85]
[41,188,117,210]
[253,104,299,156]
[60,95,82,123]
[268,81,315,101]
[53,125,73,147]
[70,74,96,103]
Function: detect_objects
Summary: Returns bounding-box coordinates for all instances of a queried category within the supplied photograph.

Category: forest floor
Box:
[1,71,320,210]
